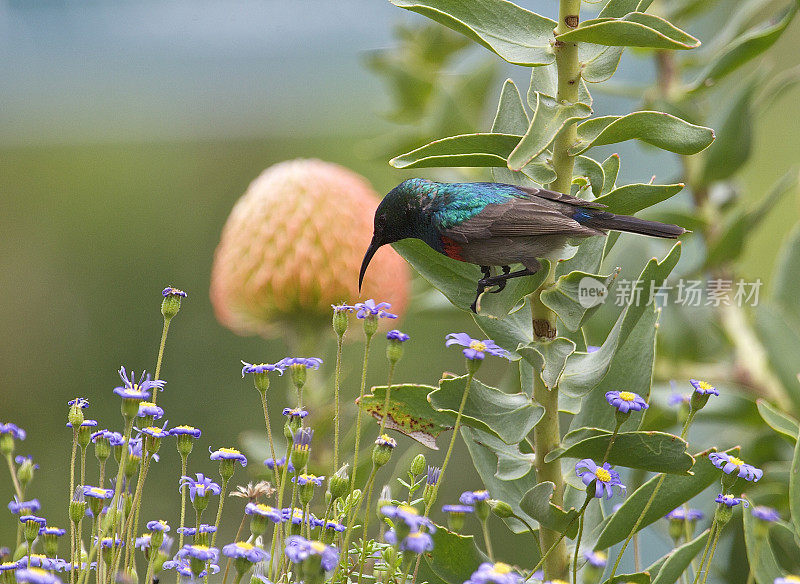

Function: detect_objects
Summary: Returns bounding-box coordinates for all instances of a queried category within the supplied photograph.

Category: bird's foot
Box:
[489,266,511,293]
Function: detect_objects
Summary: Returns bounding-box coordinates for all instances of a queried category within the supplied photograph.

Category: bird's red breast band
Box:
[440,236,465,261]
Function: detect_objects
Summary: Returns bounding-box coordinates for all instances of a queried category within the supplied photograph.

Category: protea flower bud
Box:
[210,159,410,337]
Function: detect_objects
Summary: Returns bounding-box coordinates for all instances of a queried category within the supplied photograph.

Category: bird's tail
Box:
[584,212,686,239]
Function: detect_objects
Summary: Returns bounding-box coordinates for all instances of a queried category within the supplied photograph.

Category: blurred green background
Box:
[1,0,798,569]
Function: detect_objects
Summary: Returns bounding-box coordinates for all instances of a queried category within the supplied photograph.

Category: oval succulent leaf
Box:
[389,0,556,66]
[556,12,700,50]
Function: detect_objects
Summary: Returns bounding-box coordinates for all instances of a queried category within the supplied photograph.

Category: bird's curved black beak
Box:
[359,237,381,292]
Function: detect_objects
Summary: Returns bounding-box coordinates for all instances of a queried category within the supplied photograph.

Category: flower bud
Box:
[409,454,426,476]
[372,435,397,468]
[17,459,36,488]
[161,287,187,320]
[94,436,111,462]
[68,404,85,428]
[69,501,87,525]
[363,315,379,339]
[328,465,350,501]
[332,305,350,338]
[489,500,513,519]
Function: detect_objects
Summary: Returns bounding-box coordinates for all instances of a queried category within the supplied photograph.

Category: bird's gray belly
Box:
[457,235,572,269]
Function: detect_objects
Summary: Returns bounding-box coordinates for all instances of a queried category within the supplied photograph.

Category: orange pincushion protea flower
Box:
[210,159,410,336]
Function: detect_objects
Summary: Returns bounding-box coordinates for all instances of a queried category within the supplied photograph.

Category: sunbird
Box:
[359,179,686,313]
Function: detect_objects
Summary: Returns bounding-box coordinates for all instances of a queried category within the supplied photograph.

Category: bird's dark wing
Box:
[440,196,605,243]
[515,186,608,209]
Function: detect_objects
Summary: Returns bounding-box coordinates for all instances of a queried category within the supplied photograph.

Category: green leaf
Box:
[556,12,700,50]
[545,429,694,474]
[389,0,556,66]
[473,299,534,361]
[595,183,685,215]
[519,482,579,538]
[468,428,535,481]
[560,243,682,399]
[430,375,544,445]
[357,383,452,449]
[705,170,798,267]
[599,0,655,18]
[595,448,736,549]
[462,426,538,532]
[772,222,800,324]
[771,520,800,573]
[689,3,798,92]
[791,422,800,540]
[540,269,620,331]
[392,239,549,317]
[743,501,785,584]
[580,44,625,83]
[649,529,710,584]
[756,399,799,443]
[601,573,651,584]
[570,112,714,155]
[601,153,620,195]
[517,337,576,389]
[528,64,557,100]
[699,79,757,185]
[755,303,800,412]
[492,79,538,186]
[507,93,592,171]
[574,156,605,197]
[426,524,489,584]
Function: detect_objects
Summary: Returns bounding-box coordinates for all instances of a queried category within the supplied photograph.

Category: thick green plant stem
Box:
[549,0,582,196]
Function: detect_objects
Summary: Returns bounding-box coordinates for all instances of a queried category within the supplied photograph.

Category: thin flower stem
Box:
[691,520,717,584]
[269,458,291,580]
[152,317,171,405]
[633,533,641,572]
[77,445,87,575]
[334,335,344,471]
[233,573,243,584]
[68,432,78,584]
[124,454,153,572]
[700,528,722,584]
[260,392,281,492]
[350,333,374,495]
[512,514,542,557]
[572,512,584,584]
[357,468,378,584]
[378,363,396,436]
[207,477,230,584]
[528,492,593,577]
[178,454,189,549]
[106,419,134,584]
[610,412,697,580]
[480,520,494,562]
[222,512,249,584]
[602,420,623,465]
[334,466,377,584]
[5,454,24,502]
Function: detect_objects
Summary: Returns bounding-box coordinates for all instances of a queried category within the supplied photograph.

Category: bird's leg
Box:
[480,266,539,290]
[489,265,512,293]
[471,266,493,313]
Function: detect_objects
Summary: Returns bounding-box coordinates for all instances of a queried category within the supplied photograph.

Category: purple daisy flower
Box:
[91,430,124,445]
[575,459,626,499]
[0,423,26,441]
[176,544,219,562]
[282,407,309,418]
[163,559,220,578]
[82,486,113,500]
[708,452,763,482]
[8,498,40,515]
[137,402,164,419]
[139,425,170,439]
[19,515,47,527]
[375,434,397,448]
[277,357,323,370]
[465,562,522,584]
[442,504,473,514]
[162,287,187,298]
[380,505,436,532]
[241,361,284,377]
[583,550,607,568]
[146,520,170,533]
[67,398,89,409]
[445,333,510,361]
[752,506,780,522]
[179,474,221,502]
[283,536,338,571]
[112,367,165,399]
[245,503,283,523]
[668,393,690,407]
[774,577,800,584]
[292,474,325,487]
[426,466,441,486]
[387,330,410,342]
[65,419,98,429]
[690,379,719,396]
[169,425,202,439]
[15,568,63,584]
[715,494,748,508]
[384,530,433,554]
[604,391,649,413]
[209,447,247,467]
[354,299,397,320]
[665,508,704,521]
[39,527,66,537]
[459,490,490,505]
[222,542,268,563]
[264,456,295,473]
[177,525,217,536]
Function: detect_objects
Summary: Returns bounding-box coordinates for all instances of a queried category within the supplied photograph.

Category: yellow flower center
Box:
[697,381,713,390]
[220,447,241,454]
[469,340,487,352]
[782,577,800,583]
[256,504,275,512]
[140,402,156,408]
[593,551,607,561]
[310,541,326,553]
[236,542,254,550]
[26,569,49,577]
[175,425,195,431]
[595,468,612,482]
[399,505,419,516]
[474,489,488,497]
[618,391,636,401]
[549,580,569,584]
[145,427,161,433]
[491,563,512,575]
[193,545,210,552]
[728,456,744,466]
